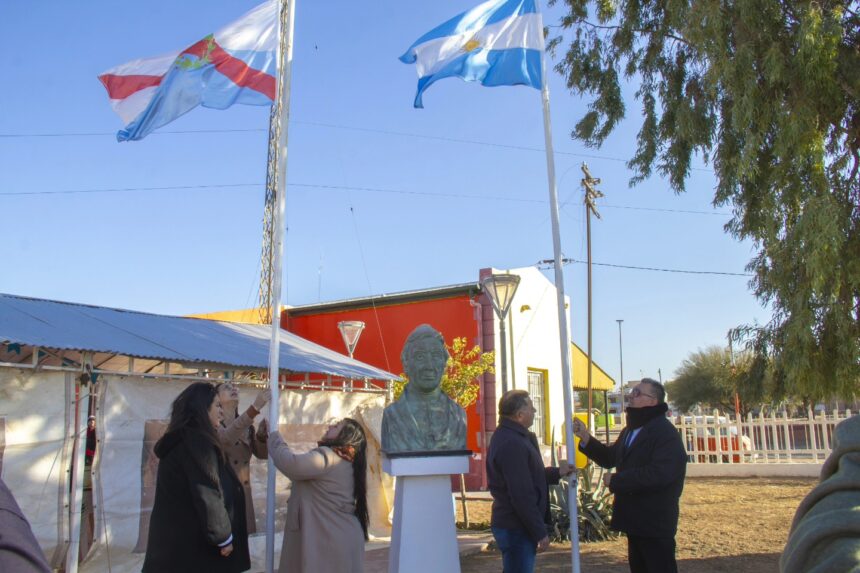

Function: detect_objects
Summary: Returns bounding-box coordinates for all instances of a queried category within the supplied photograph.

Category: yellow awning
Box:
[188,306,285,325]
[571,342,615,391]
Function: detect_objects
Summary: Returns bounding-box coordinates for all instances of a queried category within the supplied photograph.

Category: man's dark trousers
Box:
[627,535,678,573]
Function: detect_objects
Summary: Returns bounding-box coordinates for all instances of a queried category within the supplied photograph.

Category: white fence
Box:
[672,409,854,464]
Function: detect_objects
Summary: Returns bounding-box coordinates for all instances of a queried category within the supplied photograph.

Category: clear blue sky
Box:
[0,0,768,386]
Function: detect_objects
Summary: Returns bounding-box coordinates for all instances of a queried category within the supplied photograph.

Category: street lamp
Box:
[337,320,365,359]
[338,320,366,391]
[482,273,521,394]
[616,319,624,393]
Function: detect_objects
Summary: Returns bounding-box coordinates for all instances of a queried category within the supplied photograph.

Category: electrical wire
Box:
[1,181,731,216]
[0,120,714,173]
[537,258,752,277]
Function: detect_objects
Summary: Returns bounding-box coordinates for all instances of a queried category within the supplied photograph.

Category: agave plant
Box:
[548,431,619,543]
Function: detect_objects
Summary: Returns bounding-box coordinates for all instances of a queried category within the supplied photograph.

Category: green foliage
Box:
[576,390,606,413]
[548,433,618,542]
[548,0,860,399]
[391,337,494,408]
[665,345,772,414]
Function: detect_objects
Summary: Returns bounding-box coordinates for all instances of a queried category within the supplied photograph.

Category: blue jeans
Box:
[491,526,537,573]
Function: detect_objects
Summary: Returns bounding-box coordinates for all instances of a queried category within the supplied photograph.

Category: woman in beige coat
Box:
[217,382,269,534]
[266,418,369,573]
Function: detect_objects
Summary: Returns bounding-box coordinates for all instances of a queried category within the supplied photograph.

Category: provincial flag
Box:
[98,0,278,142]
[400,0,544,108]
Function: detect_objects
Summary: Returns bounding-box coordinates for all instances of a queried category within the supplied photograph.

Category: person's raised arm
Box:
[606,429,686,494]
[267,430,336,481]
[574,417,621,469]
[219,388,270,445]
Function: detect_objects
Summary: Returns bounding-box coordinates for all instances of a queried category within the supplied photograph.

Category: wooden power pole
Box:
[581,164,603,429]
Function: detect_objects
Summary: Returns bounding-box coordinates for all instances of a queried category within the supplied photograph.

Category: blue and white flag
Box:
[400,0,544,108]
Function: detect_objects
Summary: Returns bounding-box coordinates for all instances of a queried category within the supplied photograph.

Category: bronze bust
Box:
[381,325,467,453]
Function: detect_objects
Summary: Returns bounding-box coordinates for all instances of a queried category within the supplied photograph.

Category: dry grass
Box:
[458,476,816,572]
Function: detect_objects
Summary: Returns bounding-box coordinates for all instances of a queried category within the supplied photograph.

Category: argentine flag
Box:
[400,0,544,108]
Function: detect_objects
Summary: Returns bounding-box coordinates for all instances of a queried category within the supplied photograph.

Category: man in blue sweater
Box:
[487,389,574,573]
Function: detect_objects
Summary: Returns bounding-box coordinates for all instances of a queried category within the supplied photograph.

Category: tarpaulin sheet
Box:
[0,293,396,380]
[0,369,69,567]
[83,375,392,573]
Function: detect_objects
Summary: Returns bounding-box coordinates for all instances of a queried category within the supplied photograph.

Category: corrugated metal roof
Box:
[0,293,396,380]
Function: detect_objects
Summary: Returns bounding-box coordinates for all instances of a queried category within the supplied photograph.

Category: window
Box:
[527,370,547,444]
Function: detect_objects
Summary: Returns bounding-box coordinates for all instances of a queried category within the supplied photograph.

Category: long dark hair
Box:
[163,382,224,460]
[320,418,369,540]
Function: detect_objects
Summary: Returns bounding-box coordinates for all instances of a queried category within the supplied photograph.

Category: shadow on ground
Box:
[461,545,781,573]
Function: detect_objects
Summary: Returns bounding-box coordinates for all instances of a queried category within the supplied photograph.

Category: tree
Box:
[547,0,860,400]
[576,389,606,412]
[666,345,772,414]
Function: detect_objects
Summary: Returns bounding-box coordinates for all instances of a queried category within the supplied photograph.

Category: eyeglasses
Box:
[630,388,656,399]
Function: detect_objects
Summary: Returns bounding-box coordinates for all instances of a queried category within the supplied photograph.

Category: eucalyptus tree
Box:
[548,0,859,399]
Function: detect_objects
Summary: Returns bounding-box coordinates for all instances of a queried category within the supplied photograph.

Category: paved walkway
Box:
[365,532,493,573]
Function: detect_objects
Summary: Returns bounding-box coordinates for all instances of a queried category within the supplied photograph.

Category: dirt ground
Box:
[455,477,817,572]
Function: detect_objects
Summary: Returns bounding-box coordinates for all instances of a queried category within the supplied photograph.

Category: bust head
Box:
[401,324,449,394]
[382,325,466,454]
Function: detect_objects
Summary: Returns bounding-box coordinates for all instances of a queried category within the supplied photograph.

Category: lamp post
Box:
[613,319,624,444]
[482,273,521,394]
[616,319,624,393]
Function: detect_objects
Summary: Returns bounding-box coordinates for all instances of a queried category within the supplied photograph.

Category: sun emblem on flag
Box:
[462,37,482,53]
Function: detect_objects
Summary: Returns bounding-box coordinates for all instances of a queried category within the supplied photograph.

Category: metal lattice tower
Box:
[257,2,290,326]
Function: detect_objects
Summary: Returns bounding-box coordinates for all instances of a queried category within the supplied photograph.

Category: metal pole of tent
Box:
[535,1,580,569]
[66,372,91,573]
[265,1,296,571]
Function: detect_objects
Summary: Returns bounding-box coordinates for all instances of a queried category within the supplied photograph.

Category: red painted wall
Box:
[283,294,487,488]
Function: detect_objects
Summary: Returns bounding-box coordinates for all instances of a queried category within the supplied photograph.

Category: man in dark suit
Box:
[487,390,574,573]
[573,378,686,573]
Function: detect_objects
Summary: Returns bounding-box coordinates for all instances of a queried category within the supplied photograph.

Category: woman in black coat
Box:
[142,382,250,573]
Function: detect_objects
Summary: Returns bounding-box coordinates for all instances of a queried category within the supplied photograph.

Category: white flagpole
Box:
[536,2,581,571]
[265,1,296,571]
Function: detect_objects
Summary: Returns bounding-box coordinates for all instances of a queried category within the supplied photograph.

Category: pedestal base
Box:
[383,453,471,573]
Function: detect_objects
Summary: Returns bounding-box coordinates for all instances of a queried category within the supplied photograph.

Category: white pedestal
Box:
[383,453,471,573]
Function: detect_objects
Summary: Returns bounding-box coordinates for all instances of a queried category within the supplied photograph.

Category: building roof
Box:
[571,342,616,391]
[0,293,396,380]
[287,283,480,315]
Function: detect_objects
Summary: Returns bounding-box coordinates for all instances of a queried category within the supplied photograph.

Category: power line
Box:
[0,128,264,138]
[598,203,727,216]
[0,181,732,216]
[0,183,260,196]
[0,121,714,173]
[536,258,752,277]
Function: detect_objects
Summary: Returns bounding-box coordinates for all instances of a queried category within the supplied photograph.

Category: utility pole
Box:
[616,319,624,391]
[581,163,603,430]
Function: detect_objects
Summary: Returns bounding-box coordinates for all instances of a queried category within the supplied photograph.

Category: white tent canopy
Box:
[0,293,398,572]
[0,293,396,381]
